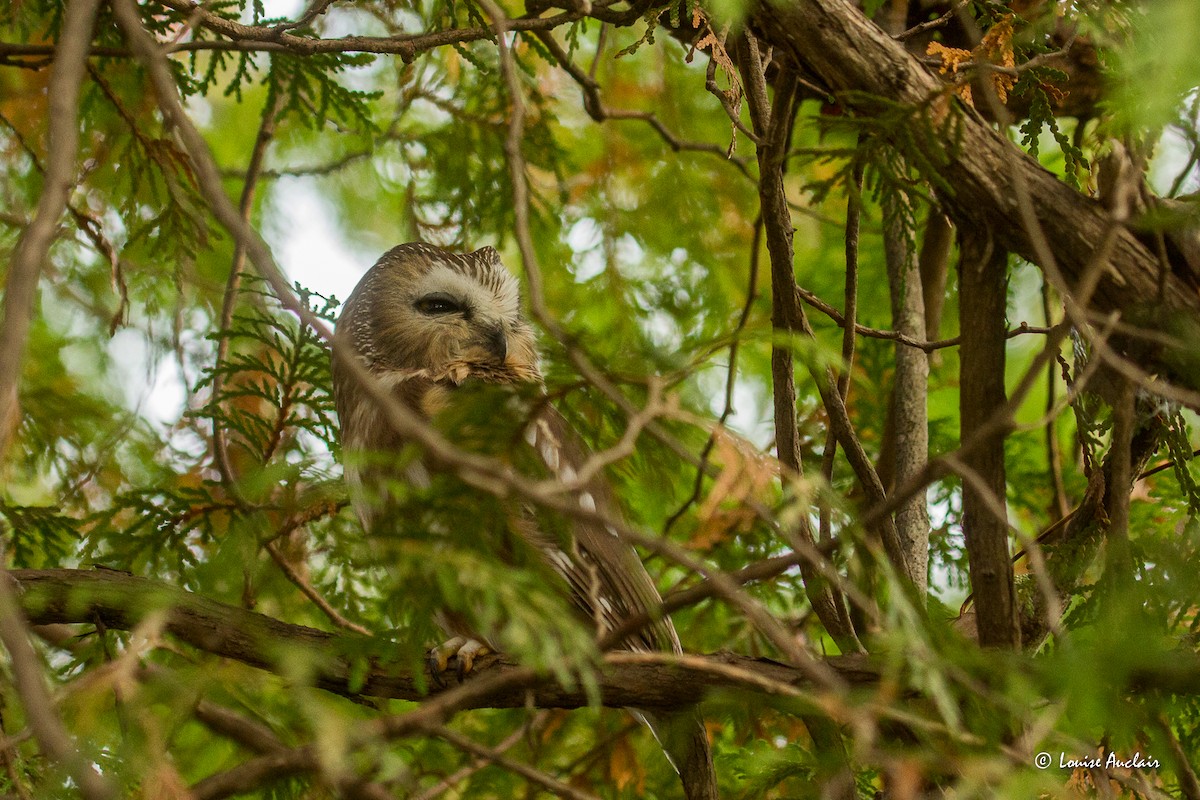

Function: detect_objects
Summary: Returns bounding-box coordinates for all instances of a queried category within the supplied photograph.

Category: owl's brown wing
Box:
[520,408,720,800]
[516,405,681,655]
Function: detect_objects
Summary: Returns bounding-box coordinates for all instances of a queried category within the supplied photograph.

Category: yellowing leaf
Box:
[979,15,1017,103]
[926,41,974,106]
[692,428,777,549]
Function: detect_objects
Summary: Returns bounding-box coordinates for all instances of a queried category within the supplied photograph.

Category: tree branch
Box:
[739,36,862,653]
[957,228,1019,648]
[750,0,1200,387]
[883,196,931,595]
[9,569,877,710]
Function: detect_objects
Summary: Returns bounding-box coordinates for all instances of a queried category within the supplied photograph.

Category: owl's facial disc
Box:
[410,266,519,378]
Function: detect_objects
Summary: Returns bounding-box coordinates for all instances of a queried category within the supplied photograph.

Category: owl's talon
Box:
[427,637,491,685]
[454,638,490,681]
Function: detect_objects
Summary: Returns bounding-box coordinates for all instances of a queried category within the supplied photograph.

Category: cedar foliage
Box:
[1,0,1200,797]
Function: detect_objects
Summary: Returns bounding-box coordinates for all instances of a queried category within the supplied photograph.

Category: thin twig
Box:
[819,155,864,543]
[264,541,371,635]
[536,28,753,178]
[212,86,287,502]
[796,282,1052,351]
[1041,282,1070,520]
[272,0,341,33]
[410,719,536,800]
[663,218,761,533]
[431,726,601,800]
[0,0,103,464]
[895,0,969,42]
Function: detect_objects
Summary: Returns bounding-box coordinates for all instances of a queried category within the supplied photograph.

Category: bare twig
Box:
[819,155,863,544]
[273,0,341,33]
[895,0,969,42]
[795,282,1051,351]
[663,218,761,533]
[0,7,117,796]
[0,0,102,464]
[432,726,601,800]
[152,0,584,61]
[535,29,753,178]
[1041,283,1071,521]
[410,721,534,800]
[211,87,287,502]
[264,541,371,635]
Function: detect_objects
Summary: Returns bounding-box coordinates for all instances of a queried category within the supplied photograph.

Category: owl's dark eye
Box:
[414,293,463,316]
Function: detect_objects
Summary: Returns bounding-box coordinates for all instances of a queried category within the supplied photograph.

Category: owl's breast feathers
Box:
[335,360,678,654]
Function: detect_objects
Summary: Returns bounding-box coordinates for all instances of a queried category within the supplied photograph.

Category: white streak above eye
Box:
[579,491,596,512]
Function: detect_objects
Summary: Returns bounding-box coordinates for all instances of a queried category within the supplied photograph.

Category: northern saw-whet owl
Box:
[331,242,718,799]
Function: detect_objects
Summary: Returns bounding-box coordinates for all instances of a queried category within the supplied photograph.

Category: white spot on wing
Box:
[539,440,560,471]
[548,548,574,575]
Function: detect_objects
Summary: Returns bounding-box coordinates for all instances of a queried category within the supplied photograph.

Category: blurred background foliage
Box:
[1,0,1200,797]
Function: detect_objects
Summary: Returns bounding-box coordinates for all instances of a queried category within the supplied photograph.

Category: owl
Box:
[331,242,718,799]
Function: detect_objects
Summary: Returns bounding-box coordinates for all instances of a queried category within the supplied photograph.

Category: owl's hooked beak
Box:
[476,322,508,363]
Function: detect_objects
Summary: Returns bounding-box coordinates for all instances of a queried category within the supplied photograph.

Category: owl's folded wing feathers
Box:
[517,406,681,656]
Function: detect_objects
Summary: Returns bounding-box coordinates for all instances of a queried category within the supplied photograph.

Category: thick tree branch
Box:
[9,569,876,710]
[957,228,1019,649]
[739,38,862,653]
[750,0,1200,386]
[883,200,931,595]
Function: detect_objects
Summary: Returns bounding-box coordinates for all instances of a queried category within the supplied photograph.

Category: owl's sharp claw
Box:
[427,637,491,686]
[454,638,490,682]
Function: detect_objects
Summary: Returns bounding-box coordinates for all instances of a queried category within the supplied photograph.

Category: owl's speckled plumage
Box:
[331,242,676,653]
[332,242,718,799]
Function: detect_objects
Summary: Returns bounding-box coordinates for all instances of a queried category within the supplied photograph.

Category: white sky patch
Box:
[265,177,369,305]
[260,0,303,20]
[108,329,188,427]
[566,217,605,282]
[1151,126,1197,195]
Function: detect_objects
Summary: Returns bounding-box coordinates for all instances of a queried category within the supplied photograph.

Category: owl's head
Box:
[337,242,541,387]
